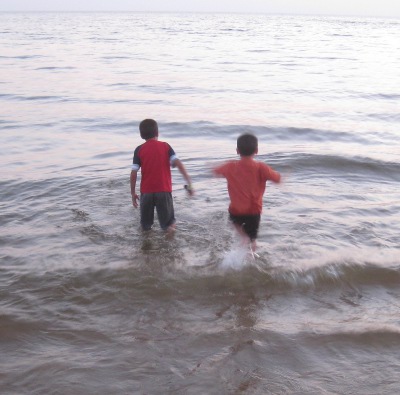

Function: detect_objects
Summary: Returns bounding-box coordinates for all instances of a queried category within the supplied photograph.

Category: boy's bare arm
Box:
[173,159,194,195]
[130,170,140,207]
[271,169,281,183]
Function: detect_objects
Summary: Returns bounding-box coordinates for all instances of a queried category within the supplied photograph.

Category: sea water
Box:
[1,12,400,394]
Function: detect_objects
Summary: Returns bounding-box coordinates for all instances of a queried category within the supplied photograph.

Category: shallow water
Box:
[1,12,400,394]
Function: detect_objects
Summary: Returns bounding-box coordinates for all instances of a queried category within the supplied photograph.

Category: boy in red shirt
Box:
[130,119,193,233]
[213,133,281,252]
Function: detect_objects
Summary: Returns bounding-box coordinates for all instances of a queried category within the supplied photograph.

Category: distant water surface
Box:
[0,12,399,395]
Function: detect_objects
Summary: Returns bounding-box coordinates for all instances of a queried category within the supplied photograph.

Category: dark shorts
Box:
[140,192,175,231]
[229,213,261,241]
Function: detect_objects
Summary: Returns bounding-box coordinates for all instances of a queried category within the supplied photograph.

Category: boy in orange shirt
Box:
[213,133,281,253]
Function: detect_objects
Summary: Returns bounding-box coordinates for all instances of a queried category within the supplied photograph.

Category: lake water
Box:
[1,12,400,394]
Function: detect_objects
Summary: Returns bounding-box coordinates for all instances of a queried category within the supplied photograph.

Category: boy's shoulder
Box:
[148,139,173,148]
[240,158,274,174]
[136,139,171,148]
[215,158,237,169]
[254,159,269,167]
[247,158,270,167]
[134,140,174,157]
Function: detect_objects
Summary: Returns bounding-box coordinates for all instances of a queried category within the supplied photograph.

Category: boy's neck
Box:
[240,155,255,160]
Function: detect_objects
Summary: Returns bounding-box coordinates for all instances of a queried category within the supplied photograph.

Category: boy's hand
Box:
[184,184,194,196]
[132,194,139,208]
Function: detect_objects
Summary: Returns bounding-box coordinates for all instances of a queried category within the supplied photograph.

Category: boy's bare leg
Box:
[249,240,259,258]
[232,224,260,258]
[165,223,176,239]
[233,224,249,246]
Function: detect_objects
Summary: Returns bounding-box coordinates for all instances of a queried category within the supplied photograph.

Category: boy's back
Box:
[214,157,280,216]
[133,139,175,194]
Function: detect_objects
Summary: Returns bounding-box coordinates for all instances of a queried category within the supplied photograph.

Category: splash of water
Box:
[220,245,253,270]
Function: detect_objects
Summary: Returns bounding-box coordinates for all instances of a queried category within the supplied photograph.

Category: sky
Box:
[0,0,399,18]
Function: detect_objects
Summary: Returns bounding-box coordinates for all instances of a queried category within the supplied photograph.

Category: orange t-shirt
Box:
[214,157,280,215]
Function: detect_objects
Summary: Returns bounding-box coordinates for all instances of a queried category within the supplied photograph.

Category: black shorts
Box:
[140,192,175,231]
[229,213,261,241]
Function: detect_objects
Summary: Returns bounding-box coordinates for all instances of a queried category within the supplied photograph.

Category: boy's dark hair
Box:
[139,119,159,140]
[237,133,258,156]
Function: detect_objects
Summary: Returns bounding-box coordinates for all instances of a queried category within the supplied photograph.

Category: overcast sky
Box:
[0,0,399,18]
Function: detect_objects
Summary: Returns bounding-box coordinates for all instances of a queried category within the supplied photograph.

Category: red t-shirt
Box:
[132,139,176,193]
[214,157,280,215]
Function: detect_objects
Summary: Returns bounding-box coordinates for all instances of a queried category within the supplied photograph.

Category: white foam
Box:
[220,245,251,270]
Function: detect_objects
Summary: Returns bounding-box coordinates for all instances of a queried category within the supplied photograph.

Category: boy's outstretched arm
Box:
[270,168,281,183]
[173,158,194,195]
[130,170,140,207]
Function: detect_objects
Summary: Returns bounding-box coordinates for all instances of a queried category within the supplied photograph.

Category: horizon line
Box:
[0,10,398,19]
